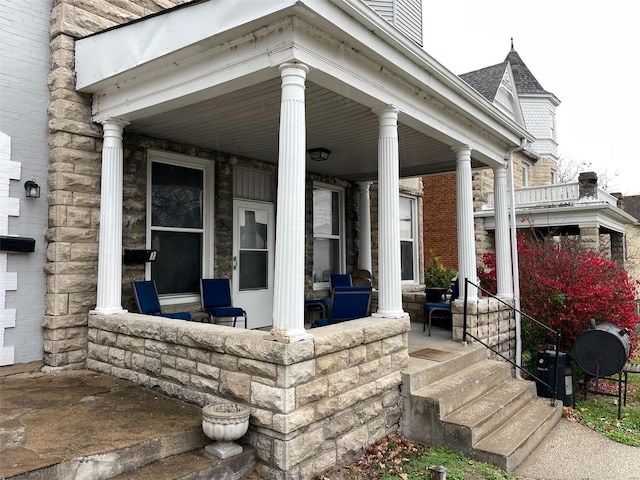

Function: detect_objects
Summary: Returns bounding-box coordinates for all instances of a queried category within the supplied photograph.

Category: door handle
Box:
[233,256,238,270]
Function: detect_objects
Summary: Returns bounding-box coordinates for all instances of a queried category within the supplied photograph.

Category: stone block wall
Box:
[87,314,409,479]
[452,297,516,363]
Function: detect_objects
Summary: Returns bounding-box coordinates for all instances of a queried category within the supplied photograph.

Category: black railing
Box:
[462,278,562,406]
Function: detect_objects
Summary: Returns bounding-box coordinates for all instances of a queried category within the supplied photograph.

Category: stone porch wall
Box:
[452,297,516,363]
[87,314,410,480]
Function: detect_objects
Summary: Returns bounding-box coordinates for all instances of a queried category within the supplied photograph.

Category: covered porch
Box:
[72,0,530,339]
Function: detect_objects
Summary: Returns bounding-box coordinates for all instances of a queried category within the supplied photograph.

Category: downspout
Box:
[506,138,527,379]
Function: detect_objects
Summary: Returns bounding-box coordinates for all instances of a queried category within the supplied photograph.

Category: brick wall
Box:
[88,314,409,479]
[422,173,457,270]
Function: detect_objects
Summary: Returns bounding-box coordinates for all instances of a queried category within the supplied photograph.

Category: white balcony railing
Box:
[485,183,619,209]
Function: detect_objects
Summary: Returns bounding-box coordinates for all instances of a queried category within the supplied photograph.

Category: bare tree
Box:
[557,156,618,192]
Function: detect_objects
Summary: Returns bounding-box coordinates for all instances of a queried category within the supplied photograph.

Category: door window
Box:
[238,208,269,290]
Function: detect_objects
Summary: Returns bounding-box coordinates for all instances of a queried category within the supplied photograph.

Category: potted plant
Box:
[424,250,457,302]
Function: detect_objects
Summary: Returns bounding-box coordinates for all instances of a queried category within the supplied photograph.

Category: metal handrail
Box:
[462,278,562,406]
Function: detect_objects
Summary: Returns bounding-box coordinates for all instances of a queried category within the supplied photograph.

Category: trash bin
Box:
[535,349,574,406]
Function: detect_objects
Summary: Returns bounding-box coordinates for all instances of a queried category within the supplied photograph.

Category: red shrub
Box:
[479,235,639,355]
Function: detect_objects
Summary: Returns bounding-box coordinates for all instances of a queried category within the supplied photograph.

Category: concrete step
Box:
[414,359,512,417]
[473,397,563,471]
[5,426,210,480]
[442,378,537,450]
[110,449,255,480]
[401,359,512,445]
[403,343,486,394]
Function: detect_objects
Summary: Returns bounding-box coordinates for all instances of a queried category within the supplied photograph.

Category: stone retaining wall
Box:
[87,314,410,479]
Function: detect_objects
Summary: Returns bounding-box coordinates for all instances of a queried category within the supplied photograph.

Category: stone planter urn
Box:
[202,402,251,459]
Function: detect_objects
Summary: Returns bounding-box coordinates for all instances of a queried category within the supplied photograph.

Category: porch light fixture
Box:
[24,179,41,198]
[307,147,331,162]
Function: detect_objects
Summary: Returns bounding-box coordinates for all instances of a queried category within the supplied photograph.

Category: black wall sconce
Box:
[24,179,41,198]
[307,147,331,162]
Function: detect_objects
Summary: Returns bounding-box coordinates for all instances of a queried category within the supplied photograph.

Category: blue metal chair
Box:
[423,278,459,336]
[132,280,192,320]
[312,286,371,327]
[200,278,247,328]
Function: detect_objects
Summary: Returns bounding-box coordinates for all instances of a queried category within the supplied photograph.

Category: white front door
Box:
[232,200,274,329]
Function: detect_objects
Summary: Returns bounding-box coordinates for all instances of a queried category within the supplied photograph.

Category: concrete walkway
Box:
[515,418,640,480]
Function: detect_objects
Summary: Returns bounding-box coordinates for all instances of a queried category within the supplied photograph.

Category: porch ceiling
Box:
[76,0,532,182]
[127,78,461,182]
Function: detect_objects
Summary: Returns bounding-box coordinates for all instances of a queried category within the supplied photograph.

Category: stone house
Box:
[2,0,534,477]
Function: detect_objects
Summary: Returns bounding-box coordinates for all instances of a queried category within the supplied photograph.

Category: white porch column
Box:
[493,165,513,298]
[454,146,478,301]
[91,120,128,315]
[358,181,372,272]
[372,106,407,319]
[271,63,312,341]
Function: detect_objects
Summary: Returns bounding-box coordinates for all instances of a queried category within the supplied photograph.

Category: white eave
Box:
[75,0,534,179]
[477,201,638,234]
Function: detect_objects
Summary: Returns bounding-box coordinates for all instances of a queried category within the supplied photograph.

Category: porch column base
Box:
[90,308,128,315]
[372,311,409,320]
[266,331,314,343]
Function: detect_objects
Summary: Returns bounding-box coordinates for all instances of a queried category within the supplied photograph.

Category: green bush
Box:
[424,250,457,291]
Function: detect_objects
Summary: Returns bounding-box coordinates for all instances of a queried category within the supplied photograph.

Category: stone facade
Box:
[88,314,409,479]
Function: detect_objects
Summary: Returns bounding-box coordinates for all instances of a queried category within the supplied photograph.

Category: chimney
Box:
[611,192,623,209]
[578,172,598,199]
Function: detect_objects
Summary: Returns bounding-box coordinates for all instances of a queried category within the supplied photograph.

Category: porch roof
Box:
[477,184,639,234]
[75,0,533,181]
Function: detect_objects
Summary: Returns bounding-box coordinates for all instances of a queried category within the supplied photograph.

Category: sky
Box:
[421,0,640,195]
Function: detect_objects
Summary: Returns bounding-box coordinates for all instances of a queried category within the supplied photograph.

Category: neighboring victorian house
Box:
[2,1,536,477]
[619,196,640,301]
[424,45,638,281]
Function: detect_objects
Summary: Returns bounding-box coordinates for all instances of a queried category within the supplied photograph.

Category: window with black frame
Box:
[150,161,204,295]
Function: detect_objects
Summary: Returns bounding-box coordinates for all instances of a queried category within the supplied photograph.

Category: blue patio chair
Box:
[312,286,371,327]
[200,278,247,328]
[423,277,459,336]
[132,280,192,320]
[329,273,352,290]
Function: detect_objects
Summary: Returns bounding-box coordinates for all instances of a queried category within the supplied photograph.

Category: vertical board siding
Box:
[233,167,276,202]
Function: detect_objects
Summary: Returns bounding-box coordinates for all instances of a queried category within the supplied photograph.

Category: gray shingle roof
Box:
[459,47,553,101]
[622,195,640,222]
[459,62,507,102]
[504,49,550,95]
